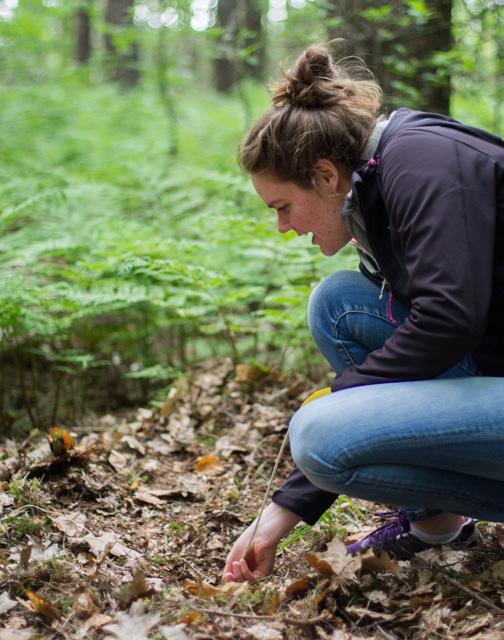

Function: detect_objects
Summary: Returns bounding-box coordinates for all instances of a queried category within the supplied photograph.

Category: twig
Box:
[193,607,329,626]
[416,557,504,615]
[438,571,504,615]
[241,431,289,559]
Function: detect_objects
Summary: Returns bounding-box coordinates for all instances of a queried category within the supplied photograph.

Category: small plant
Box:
[150,555,166,567]
[278,495,366,552]
[3,514,49,541]
[8,478,42,506]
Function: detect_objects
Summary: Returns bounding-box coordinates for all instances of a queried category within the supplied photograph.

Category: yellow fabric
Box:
[301,387,332,406]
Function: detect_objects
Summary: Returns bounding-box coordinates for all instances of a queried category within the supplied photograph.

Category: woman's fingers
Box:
[239,558,255,581]
[222,571,235,583]
[223,558,260,583]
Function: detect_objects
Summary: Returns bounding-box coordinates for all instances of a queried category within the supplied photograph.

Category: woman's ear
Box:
[313,159,340,194]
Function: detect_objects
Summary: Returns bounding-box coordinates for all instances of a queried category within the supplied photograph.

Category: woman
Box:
[223,45,504,583]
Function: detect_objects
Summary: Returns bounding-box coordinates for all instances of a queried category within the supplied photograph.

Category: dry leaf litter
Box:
[0,358,503,639]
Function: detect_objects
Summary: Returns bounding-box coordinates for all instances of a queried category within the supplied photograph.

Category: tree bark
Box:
[104,0,140,87]
[243,0,265,81]
[326,0,453,114]
[75,4,92,64]
[215,0,238,92]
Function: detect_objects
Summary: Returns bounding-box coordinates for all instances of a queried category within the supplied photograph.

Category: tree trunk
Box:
[104,0,140,87]
[215,0,238,92]
[243,0,265,81]
[326,0,453,114]
[75,4,92,64]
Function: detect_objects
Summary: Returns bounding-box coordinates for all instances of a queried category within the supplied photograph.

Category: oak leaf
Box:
[117,569,155,605]
[360,549,401,577]
[305,537,361,583]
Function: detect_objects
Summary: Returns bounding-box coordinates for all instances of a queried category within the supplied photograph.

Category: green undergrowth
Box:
[0,78,358,433]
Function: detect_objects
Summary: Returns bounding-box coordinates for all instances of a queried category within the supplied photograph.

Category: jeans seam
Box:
[337,469,497,513]
[332,310,401,367]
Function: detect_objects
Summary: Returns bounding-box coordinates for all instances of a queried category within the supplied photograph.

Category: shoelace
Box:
[363,508,408,548]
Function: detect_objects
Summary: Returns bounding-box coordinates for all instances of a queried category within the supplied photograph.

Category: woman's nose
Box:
[277,211,291,233]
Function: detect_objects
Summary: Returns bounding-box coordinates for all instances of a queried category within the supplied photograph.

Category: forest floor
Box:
[1,358,504,640]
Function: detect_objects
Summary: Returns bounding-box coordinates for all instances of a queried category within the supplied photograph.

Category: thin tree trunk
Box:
[75,4,92,64]
[243,0,265,81]
[104,0,140,87]
[326,0,453,114]
[215,0,238,92]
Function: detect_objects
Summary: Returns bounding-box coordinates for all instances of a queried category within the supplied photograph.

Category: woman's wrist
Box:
[259,502,302,543]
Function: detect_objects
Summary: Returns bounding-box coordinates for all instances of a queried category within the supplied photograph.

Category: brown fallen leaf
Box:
[73,589,98,618]
[25,590,61,622]
[103,601,160,640]
[117,569,155,605]
[285,575,312,597]
[83,612,114,630]
[266,590,281,615]
[161,377,190,417]
[235,363,267,386]
[305,537,362,583]
[121,435,146,456]
[182,579,221,598]
[52,512,86,537]
[193,454,223,475]
[108,450,128,472]
[176,611,203,625]
[360,549,401,577]
[84,532,141,562]
[134,487,165,506]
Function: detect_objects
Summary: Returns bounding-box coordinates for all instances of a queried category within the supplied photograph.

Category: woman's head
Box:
[239,44,382,186]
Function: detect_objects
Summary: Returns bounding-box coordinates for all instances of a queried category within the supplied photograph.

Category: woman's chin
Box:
[319,244,338,256]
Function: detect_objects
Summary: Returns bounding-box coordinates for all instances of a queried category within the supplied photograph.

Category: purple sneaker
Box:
[346,509,480,560]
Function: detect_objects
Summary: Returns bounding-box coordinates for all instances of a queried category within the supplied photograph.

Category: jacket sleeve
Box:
[272,467,337,525]
[331,128,497,392]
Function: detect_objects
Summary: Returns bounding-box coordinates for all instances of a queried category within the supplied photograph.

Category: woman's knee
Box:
[288,403,345,479]
[307,270,366,341]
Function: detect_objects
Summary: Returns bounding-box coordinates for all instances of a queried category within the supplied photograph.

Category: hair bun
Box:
[272,45,357,109]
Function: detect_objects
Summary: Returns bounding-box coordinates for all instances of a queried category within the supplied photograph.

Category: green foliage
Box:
[2,513,50,541]
[278,495,365,552]
[8,478,43,505]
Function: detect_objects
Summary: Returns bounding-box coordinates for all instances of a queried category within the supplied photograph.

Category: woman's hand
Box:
[222,502,301,583]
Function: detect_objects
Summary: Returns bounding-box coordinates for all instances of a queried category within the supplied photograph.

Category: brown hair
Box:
[239,44,382,187]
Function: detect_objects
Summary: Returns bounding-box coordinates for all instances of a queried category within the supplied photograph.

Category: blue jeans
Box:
[289,270,504,522]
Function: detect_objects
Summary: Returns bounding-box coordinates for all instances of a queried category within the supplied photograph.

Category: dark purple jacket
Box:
[272,109,504,524]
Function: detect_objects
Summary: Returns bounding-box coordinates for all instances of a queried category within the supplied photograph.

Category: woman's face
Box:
[251,170,351,256]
